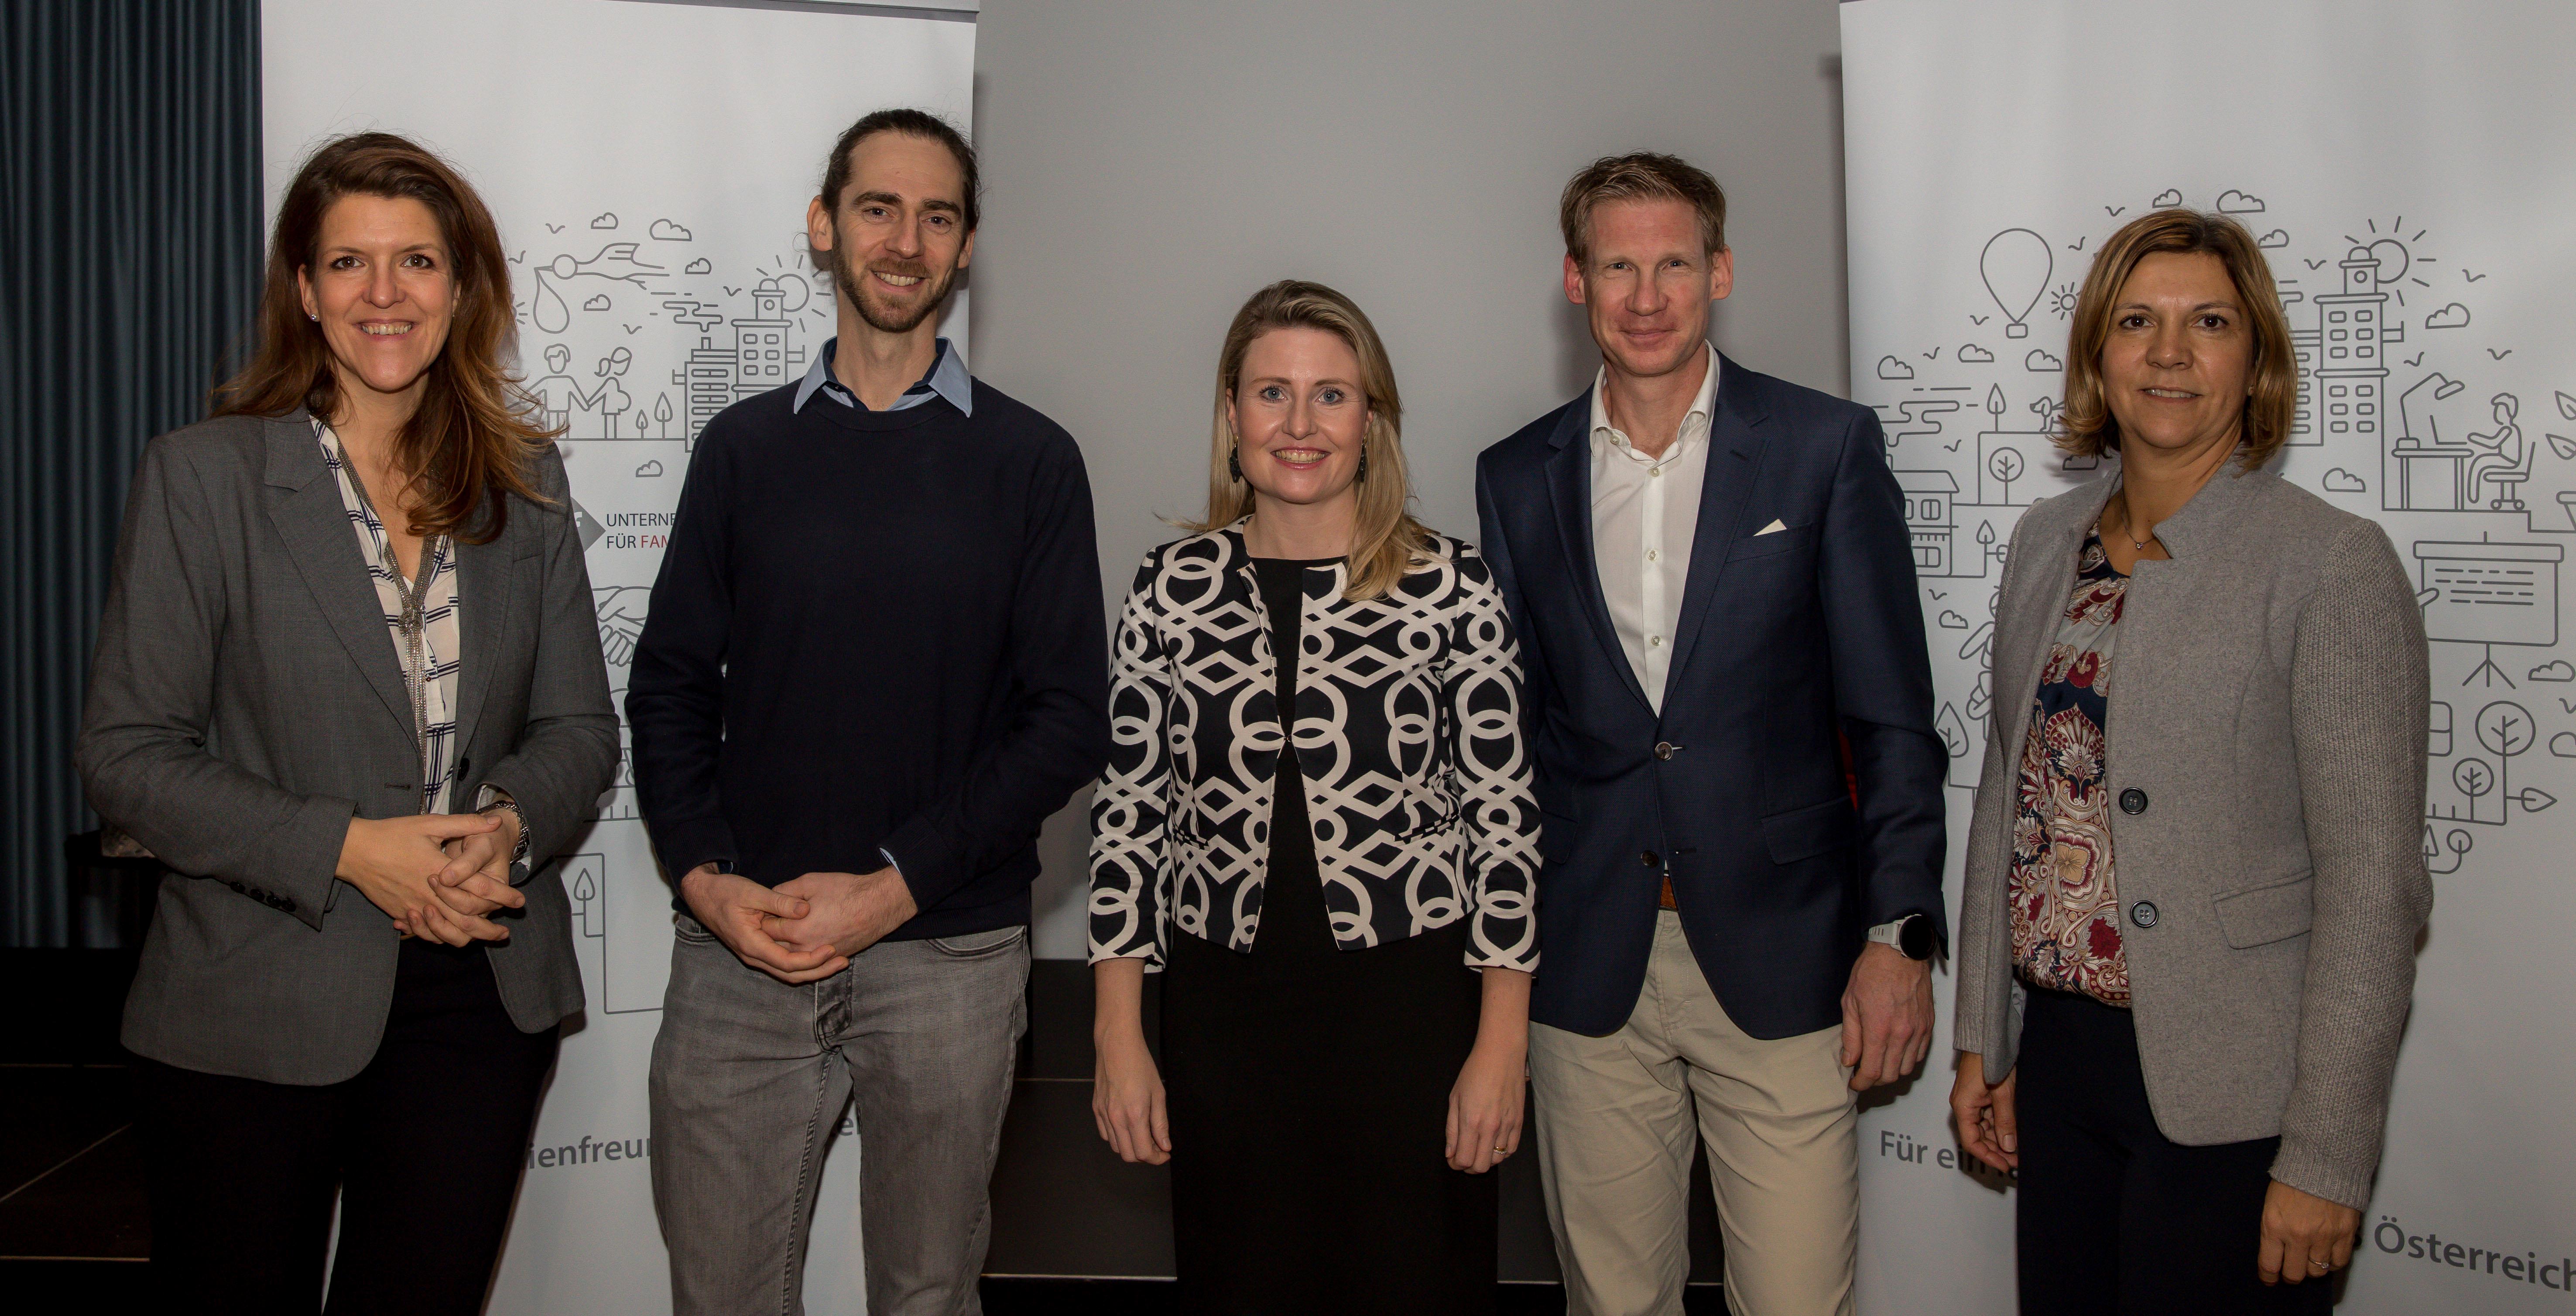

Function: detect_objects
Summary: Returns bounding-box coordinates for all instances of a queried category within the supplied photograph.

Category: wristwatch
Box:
[473,787,531,866]
[1868,912,1936,961]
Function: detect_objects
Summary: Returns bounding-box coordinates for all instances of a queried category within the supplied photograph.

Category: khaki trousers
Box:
[1530,911,1858,1316]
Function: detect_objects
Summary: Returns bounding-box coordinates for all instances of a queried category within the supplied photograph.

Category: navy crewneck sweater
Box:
[627,374,1109,939]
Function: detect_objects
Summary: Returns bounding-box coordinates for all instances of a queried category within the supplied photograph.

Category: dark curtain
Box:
[0,1,264,946]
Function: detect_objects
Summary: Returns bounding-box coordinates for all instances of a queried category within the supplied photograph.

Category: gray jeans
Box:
[649,915,1029,1316]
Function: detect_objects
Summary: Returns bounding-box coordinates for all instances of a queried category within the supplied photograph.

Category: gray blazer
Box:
[1954,463,2432,1210]
[79,411,618,1086]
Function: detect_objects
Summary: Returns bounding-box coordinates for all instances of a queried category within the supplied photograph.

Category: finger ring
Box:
[2309,1260,2330,1271]
[1493,1146,1509,1154]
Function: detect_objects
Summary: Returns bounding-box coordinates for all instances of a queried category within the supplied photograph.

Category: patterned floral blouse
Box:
[2008,532,2131,1006]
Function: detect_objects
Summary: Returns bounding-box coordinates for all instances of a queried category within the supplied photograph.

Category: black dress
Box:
[1159,556,1497,1316]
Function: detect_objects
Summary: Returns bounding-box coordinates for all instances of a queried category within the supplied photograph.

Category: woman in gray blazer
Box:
[1948,211,2431,1315]
[76,134,615,1313]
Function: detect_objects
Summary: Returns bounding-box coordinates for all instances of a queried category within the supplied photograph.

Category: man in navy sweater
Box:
[628,109,1108,1316]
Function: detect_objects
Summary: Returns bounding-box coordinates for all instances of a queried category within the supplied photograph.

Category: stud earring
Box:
[1228,448,1242,482]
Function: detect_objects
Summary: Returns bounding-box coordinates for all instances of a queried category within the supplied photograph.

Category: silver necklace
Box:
[2109,496,2154,552]
[332,433,448,753]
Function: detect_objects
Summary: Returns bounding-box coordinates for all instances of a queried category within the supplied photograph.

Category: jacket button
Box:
[2130,901,2159,929]
[2119,788,2148,815]
[1641,850,1661,868]
[1654,742,1675,760]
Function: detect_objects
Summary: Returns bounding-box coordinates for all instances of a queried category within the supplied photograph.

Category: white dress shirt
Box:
[1590,344,1719,714]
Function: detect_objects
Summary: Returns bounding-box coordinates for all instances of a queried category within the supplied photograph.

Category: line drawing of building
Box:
[1896,470,1958,573]
[2321,247,2398,465]
[664,283,813,448]
[733,278,805,395]
[668,301,733,443]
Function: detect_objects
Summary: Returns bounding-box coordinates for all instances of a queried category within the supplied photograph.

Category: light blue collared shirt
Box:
[791,336,973,417]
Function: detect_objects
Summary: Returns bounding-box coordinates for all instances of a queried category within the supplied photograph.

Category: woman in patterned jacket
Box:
[1088,280,1541,1314]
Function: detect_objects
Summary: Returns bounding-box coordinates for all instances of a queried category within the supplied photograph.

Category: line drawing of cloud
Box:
[2321,467,2367,493]
[2151,188,2183,208]
[1876,356,1915,381]
[1937,610,1969,630]
[581,293,612,311]
[1958,344,1995,363]
[635,459,665,478]
[650,219,692,241]
[2555,732,2576,758]
[2216,189,2266,214]
[683,257,712,274]
[2257,229,2290,249]
[2423,303,2472,329]
[589,212,619,230]
[2529,660,2576,683]
[2024,350,2063,372]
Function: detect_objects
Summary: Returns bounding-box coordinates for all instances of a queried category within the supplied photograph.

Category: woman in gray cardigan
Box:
[76,134,615,1312]
[1949,211,2431,1314]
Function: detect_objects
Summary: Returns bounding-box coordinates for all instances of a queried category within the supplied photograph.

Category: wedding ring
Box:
[2309,1260,2330,1272]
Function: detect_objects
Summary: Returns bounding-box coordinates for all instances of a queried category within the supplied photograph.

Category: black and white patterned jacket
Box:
[1088,525,1540,973]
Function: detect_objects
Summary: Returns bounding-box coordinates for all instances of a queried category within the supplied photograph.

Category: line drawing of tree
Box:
[2454,757,2494,802]
[1988,446,2024,504]
[2475,700,2555,814]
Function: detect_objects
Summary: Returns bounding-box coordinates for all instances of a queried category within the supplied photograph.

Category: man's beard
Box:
[836,256,958,335]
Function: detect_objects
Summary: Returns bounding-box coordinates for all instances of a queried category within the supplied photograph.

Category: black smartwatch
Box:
[1869,912,1936,961]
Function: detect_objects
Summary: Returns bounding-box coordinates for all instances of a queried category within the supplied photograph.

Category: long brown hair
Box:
[212,132,551,541]
[1182,280,1432,601]
[2056,209,2298,470]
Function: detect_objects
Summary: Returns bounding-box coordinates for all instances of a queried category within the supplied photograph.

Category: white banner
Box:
[262,2,973,1309]
[1842,1,2576,1311]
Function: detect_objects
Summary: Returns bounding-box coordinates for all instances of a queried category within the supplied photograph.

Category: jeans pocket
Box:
[672,912,718,944]
[927,925,1027,958]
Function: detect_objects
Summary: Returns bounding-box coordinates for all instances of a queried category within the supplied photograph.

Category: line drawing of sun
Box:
[2048,281,2080,319]
[2342,216,2439,307]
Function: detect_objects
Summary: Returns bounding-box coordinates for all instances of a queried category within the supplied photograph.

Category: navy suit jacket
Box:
[1475,356,1946,1039]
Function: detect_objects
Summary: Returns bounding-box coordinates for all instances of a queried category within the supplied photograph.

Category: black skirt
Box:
[1158,556,1496,1316]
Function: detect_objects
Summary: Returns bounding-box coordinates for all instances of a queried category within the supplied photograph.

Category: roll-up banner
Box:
[261,2,973,1309]
[1841,2,2576,1311]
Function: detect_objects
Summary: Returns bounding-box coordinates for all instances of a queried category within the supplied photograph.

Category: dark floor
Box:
[0,950,1726,1313]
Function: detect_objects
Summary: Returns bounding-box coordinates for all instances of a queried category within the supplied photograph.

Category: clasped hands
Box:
[679,863,918,985]
[337,809,526,946]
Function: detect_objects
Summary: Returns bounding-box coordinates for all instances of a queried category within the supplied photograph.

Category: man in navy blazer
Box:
[1476,153,1946,1315]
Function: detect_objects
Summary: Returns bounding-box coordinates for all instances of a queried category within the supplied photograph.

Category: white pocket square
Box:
[1755,518,1788,536]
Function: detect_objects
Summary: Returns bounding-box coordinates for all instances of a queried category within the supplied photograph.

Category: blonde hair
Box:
[2057,209,2299,470]
[1559,152,1727,266]
[1184,279,1432,601]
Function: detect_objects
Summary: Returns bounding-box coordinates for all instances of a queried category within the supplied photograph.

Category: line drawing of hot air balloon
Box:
[1981,228,2053,341]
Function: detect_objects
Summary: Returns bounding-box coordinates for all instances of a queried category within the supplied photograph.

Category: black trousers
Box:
[136,938,560,1316]
[2016,985,2337,1315]
[1159,703,1494,1312]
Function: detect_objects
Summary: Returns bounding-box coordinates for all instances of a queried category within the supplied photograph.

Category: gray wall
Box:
[968,0,1850,956]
